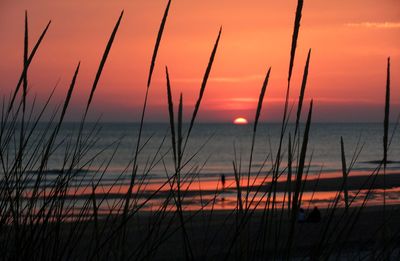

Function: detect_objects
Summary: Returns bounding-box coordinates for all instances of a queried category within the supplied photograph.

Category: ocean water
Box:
[38,122,400,183]
[6,122,400,211]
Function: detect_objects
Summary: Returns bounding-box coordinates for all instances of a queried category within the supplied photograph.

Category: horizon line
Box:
[27,120,396,124]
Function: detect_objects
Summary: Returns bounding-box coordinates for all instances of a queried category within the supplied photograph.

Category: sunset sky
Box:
[0,0,399,122]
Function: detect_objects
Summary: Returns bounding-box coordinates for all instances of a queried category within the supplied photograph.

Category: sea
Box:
[43,122,400,179]
[8,122,400,212]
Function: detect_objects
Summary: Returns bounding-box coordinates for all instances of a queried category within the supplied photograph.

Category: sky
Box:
[0,0,399,122]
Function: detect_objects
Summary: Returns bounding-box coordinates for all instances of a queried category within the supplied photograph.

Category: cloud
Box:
[210,75,265,83]
[346,22,400,29]
[156,74,264,84]
[209,97,395,105]
[224,98,258,102]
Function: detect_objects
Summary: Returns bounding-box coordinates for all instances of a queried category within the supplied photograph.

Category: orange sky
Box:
[0,0,399,122]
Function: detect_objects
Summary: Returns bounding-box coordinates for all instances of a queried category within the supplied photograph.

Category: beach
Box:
[11,204,397,260]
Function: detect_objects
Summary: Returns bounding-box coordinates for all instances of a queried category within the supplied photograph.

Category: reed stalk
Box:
[183,27,222,153]
[340,136,349,211]
[287,100,313,257]
[382,56,390,256]
[8,20,51,113]
[246,67,271,208]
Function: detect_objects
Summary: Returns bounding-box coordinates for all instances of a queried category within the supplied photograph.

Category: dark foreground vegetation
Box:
[1,0,399,260]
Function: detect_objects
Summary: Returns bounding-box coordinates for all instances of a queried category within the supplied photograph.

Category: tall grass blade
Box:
[121,2,171,249]
[383,57,390,168]
[18,10,29,173]
[287,133,293,214]
[85,11,123,113]
[294,48,311,137]
[287,99,313,256]
[165,66,177,166]
[246,67,271,207]
[175,93,193,260]
[59,63,80,128]
[233,161,243,212]
[147,0,171,88]
[254,68,271,133]
[178,93,183,164]
[288,0,303,83]
[340,136,349,210]
[185,27,222,146]
[91,183,99,260]
[9,20,51,112]
[132,0,171,182]
[382,56,390,254]
[22,10,29,112]
[274,0,304,212]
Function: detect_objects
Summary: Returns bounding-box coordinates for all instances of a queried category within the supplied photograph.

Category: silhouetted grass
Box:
[294,48,311,138]
[341,136,349,210]
[183,27,222,153]
[0,1,398,260]
[8,19,51,113]
[86,11,124,114]
[246,67,271,207]
[382,56,390,257]
[287,100,313,255]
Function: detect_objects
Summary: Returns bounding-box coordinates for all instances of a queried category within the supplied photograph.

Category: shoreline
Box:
[32,171,400,200]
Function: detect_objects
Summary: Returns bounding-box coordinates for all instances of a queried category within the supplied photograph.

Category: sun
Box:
[233,117,248,125]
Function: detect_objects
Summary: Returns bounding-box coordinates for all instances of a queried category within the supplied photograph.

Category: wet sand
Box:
[55,172,400,201]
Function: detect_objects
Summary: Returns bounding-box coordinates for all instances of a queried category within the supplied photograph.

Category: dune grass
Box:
[0,0,398,260]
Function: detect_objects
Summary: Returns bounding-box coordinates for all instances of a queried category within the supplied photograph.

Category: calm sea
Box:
[11,122,399,211]
[40,122,400,184]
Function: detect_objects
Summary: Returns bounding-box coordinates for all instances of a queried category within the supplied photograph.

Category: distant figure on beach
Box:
[221,174,226,190]
[220,174,226,203]
[307,206,321,223]
[298,208,306,223]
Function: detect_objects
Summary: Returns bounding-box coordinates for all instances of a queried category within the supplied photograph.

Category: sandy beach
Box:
[27,204,397,260]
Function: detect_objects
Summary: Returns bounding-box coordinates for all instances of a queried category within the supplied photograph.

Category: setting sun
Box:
[233,117,248,125]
